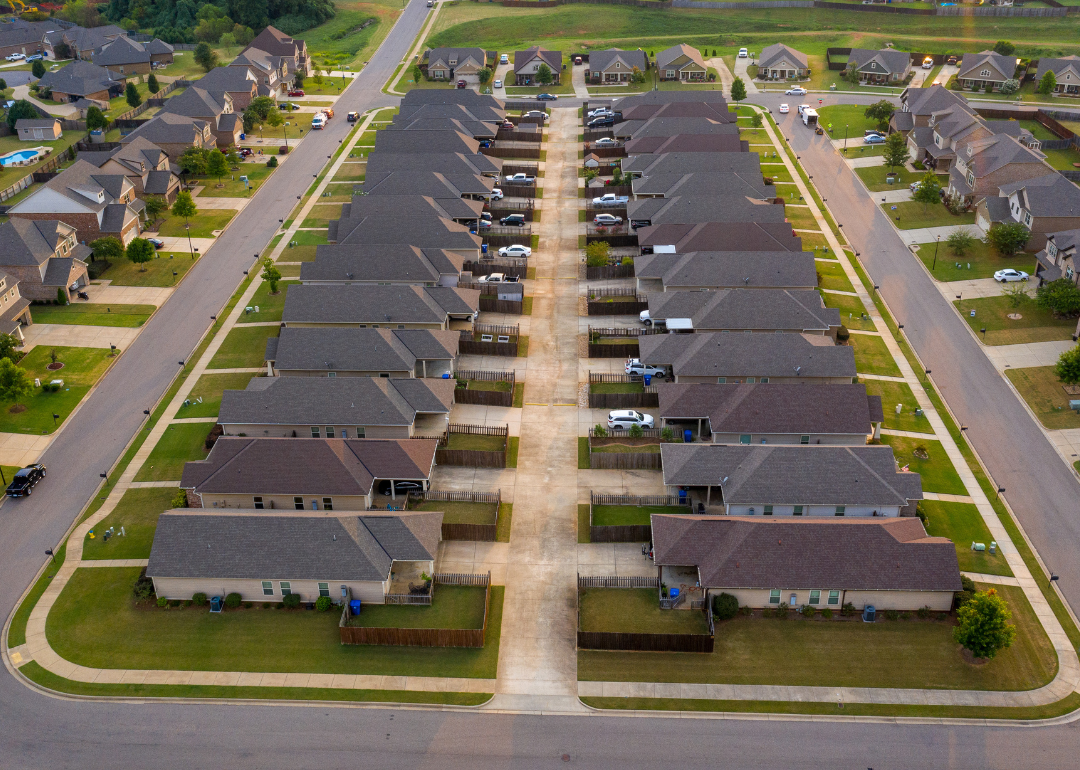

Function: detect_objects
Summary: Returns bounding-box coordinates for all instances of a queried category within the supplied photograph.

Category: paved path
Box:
[20,324,140,353]
[984,340,1075,372]
[729,55,758,94]
[12,83,76,117]
[82,282,173,307]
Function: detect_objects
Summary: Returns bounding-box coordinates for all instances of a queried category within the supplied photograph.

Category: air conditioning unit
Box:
[862,605,876,623]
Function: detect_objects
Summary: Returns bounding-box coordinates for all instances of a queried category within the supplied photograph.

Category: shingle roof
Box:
[245,25,306,59]
[14,119,60,129]
[614,91,730,111]
[588,48,648,74]
[848,48,911,76]
[399,89,504,112]
[268,327,459,373]
[388,115,497,139]
[997,172,1080,219]
[395,101,507,126]
[619,101,738,124]
[961,133,1049,179]
[300,243,463,283]
[655,44,705,73]
[757,43,808,72]
[9,159,133,216]
[636,222,804,252]
[121,112,209,145]
[628,195,783,226]
[623,152,761,177]
[282,284,478,326]
[514,45,561,74]
[372,128,479,155]
[37,59,121,97]
[958,50,1018,81]
[145,38,174,55]
[614,116,740,140]
[362,169,494,198]
[0,219,83,267]
[639,332,856,380]
[194,65,258,95]
[651,515,960,592]
[900,84,972,119]
[426,47,487,70]
[159,86,228,119]
[630,169,771,200]
[1036,55,1080,85]
[635,252,816,290]
[92,35,150,67]
[623,135,748,156]
[646,289,840,332]
[365,152,501,178]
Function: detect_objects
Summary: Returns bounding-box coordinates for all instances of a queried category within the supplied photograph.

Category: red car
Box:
[288,89,305,97]
[456,79,467,88]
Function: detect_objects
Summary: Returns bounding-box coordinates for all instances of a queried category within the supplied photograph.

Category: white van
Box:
[311,113,326,130]
[801,107,818,127]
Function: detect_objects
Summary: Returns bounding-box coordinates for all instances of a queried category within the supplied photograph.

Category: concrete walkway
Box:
[20,324,141,352]
[896,223,986,247]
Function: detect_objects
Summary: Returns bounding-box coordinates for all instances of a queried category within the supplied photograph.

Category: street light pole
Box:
[283,122,289,149]
[844,124,848,150]
[933,234,941,271]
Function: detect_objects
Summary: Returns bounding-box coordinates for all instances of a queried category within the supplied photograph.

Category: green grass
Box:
[154,51,209,80]
[0,126,81,189]
[591,442,660,454]
[882,201,977,230]
[82,488,179,561]
[153,210,237,238]
[839,145,886,159]
[0,347,114,435]
[578,503,591,544]
[176,372,256,419]
[881,435,967,496]
[761,165,793,183]
[512,383,524,408]
[93,252,198,287]
[506,436,519,467]
[236,280,297,324]
[333,161,367,181]
[579,584,1053,692]
[301,203,343,229]
[29,303,155,328]
[346,586,487,629]
[189,163,276,197]
[302,1,400,70]
[1039,146,1080,173]
[495,503,513,543]
[815,260,854,293]
[862,379,932,433]
[782,205,818,231]
[591,505,684,527]
[133,423,213,482]
[914,238,1036,283]
[413,499,497,526]
[855,165,937,192]
[579,589,709,635]
[848,333,902,377]
[817,104,883,137]
[207,325,280,369]
[1004,365,1080,430]
[578,437,590,470]
[954,294,1076,346]
[590,382,643,394]
[46,567,503,679]
[920,499,1012,577]
[446,433,505,452]
[822,291,875,331]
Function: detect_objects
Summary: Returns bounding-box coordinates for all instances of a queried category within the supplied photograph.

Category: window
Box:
[740,434,751,445]
[279,581,292,596]
[328,372,336,378]
[665,70,675,78]
[1024,213,1032,226]
[322,497,334,511]
[310,427,320,438]
[262,581,274,596]
[318,582,330,597]
[763,505,773,516]
[380,373,390,378]
[809,590,820,605]
[253,496,264,509]
[769,589,781,605]
[800,435,810,445]
[828,590,840,606]
[760,378,769,383]
[325,426,335,439]
[980,69,991,77]
[355,426,366,438]
[293,496,304,510]
[717,377,726,384]
[793,505,803,516]
[835,506,846,516]
[746,377,755,383]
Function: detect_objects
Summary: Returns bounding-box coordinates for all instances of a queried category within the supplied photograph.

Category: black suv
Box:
[587,115,614,128]
[500,214,526,227]
[7,463,45,497]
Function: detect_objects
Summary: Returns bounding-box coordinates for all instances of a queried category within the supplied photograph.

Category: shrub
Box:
[278,146,289,155]
[885,609,900,621]
[282,593,302,609]
[315,596,333,612]
[267,156,278,168]
[1000,79,1020,95]
[712,592,739,620]
[157,596,168,608]
[1055,345,1080,385]
[133,572,155,600]
[954,588,1016,659]
[774,602,789,618]
[171,488,188,508]
[244,602,253,608]
[585,240,611,267]
[224,592,242,609]
[820,607,833,619]
[841,602,857,617]
[660,427,674,442]
[592,424,607,438]
[261,602,273,609]
[954,591,974,610]
[168,599,182,608]
[192,592,208,606]
[627,424,643,438]
[740,606,752,616]
[900,612,912,621]
[961,575,976,593]
[985,222,1030,256]
[802,604,816,618]
[1038,279,1080,318]
[917,605,932,620]
[56,287,68,306]
[836,325,849,342]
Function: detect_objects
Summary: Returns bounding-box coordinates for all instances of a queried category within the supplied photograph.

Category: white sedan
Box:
[498,244,532,258]
[593,137,617,146]
[778,103,789,114]
[994,269,1029,283]
[494,79,503,88]
[785,86,807,96]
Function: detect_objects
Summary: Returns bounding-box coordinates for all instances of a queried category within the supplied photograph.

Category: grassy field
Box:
[881,435,966,496]
[446,433,506,452]
[862,379,932,434]
[82,488,178,561]
[883,201,977,230]
[175,372,257,419]
[302,0,402,68]
[133,423,213,482]
[920,499,1012,577]
[579,584,1054,691]
[0,347,114,435]
[207,325,280,369]
[591,505,685,527]
[29,303,155,328]
[848,333,901,377]
[93,252,197,287]
[579,589,709,635]
[1004,365,1080,430]
[236,281,297,324]
[913,238,1036,283]
[154,210,236,238]
[954,294,1076,346]
[47,567,503,679]
[346,586,487,629]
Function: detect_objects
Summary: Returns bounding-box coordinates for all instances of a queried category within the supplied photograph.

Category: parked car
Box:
[311,114,326,130]
[500,54,509,65]
[278,103,290,110]
[588,107,613,118]
[148,238,165,249]
[587,116,614,128]
[778,103,789,114]
[498,244,532,258]
[607,410,655,431]
[427,0,433,6]
[625,358,667,378]
[639,310,664,328]
[593,137,617,146]
[500,214,527,226]
[347,111,359,122]
[456,79,467,89]
[864,130,884,137]
[478,273,520,284]
[378,479,424,496]
[994,268,1029,283]
[480,212,492,222]
[863,133,886,145]
[922,56,935,70]
[738,48,748,58]
[5,53,25,62]
[238,147,253,157]
[477,219,491,229]
[503,172,535,185]
[592,193,629,207]
[6,463,45,497]
[287,89,305,97]
[946,55,958,65]
[785,86,807,95]
[490,188,504,201]
[25,54,42,62]
[494,79,503,88]
[573,56,583,65]
[594,214,623,226]
[537,93,558,101]
[523,110,546,119]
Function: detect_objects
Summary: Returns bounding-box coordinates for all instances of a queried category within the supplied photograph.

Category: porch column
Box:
[390,481,396,501]
[697,418,702,440]
[706,485,711,506]
[422,359,427,378]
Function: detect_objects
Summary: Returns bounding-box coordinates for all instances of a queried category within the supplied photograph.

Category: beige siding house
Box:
[656,44,706,82]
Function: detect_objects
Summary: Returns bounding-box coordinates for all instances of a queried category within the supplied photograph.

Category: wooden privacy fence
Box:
[459,339,519,356]
[464,259,527,279]
[578,574,659,588]
[589,492,688,543]
[408,490,501,541]
[584,146,627,159]
[501,162,539,176]
[481,145,541,160]
[586,263,635,280]
[496,128,543,143]
[454,369,516,407]
[479,296,525,314]
[487,206,536,222]
[589,391,659,409]
[587,295,648,316]
[577,629,713,653]
[592,492,686,507]
[589,450,662,471]
[498,183,537,199]
[435,423,508,468]
[588,340,639,358]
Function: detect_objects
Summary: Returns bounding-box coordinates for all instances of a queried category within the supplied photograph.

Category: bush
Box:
[917,605,933,620]
[961,575,976,593]
[712,592,739,620]
[171,488,188,508]
[56,287,68,306]
[585,240,611,267]
[157,596,168,607]
[885,609,900,621]
[282,593,302,609]
[820,607,833,619]
[267,156,278,168]
[841,602,857,617]
[592,424,607,438]
[628,424,643,438]
[1055,345,1080,385]
[192,592,208,606]
[133,572,156,600]
[774,602,789,618]
[315,596,332,612]
[836,325,849,342]
[740,606,752,616]
[169,599,181,608]
[224,592,242,608]
[1038,279,1080,318]
[661,427,674,442]
[802,604,816,618]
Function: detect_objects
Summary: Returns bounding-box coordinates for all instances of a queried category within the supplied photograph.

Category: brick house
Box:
[0,219,91,303]
[0,270,33,341]
[192,65,259,111]
[78,136,182,204]
[229,47,292,98]
[1034,228,1080,286]
[120,113,214,162]
[45,24,127,61]
[948,133,1055,204]
[425,47,487,83]
[92,36,153,75]
[36,59,126,103]
[158,86,242,149]
[243,25,311,78]
[0,18,50,61]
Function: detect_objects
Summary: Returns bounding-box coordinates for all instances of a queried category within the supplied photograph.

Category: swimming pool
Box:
[0,147,48,167]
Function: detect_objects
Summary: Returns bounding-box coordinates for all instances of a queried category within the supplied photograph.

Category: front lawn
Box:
[153,210,236,238]
[914,238,1036,283]
[282,230,329,262]
[817,104,884,137]
[333,161,366,182]
[848,333,901,377]
[839,145,886,159]
[0,347,114,434]
[412,499,498,526]
[93,252,197,287]
[591,504,685,527]
[82,488,179,561]
[176,372,257,419]
[133,423,213,482]
[920,500,1012,577]
[578,584,1054,692]
[207,325,279,369]
[882,201,976,230]
[880,435,966,496]
[1004,365,1080,430]
[578,588,709,635]
[954,294,1076,346]
[821,290,875,331]
[816,260,854,292]
[301,203,343,229]
[189,163,276,198]
[783,205,818,231]
[236,280,297,324]
[47,567,502,679]
[855,165,935,192]
[862,379,932,433]
[29,303,155,328]
[346,586,487,630]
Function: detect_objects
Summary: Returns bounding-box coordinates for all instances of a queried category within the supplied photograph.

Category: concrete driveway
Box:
[731,54,759,94]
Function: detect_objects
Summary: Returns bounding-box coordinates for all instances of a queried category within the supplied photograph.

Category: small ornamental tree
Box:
[1036,278,1080,317]
[883,131,910,169]
[194,41,218,72]
[0,331,19,363]
[953,588,1016,660]
[477,66,492,84]
[31,59,46,78]
[585,240,611,267]
[264,107,283,137]
[261,257,282,294]
[205,149,229,185]
[946,228,976,257]
[56,287,68,306]
[0,78,7,91]
[1038,70,1057,95]
[985,222,1030,256]
[89,236,124,263]
[54,42,72,60]
[844,66,860,86]
[864,100,894,131]
[536,63,553,85]
[912,171,942,213]
[85,105,108,131]
[125,238,156,271]
[147,72,160,94]
[730,76,746,103]
[1000,79,1020,95]
[993,40,1016,56]
[143,195,166,223]
[125,81,141,108]
[178,146,209,176]
[1055,345,1080,385]
[0,357,33,410]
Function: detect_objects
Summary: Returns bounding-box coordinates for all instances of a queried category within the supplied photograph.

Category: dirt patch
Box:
[1064,384,1080,396]
[912,448,930,460]
[46,362,64,371]
[960,647,990,666]
[8,404,26,414]
[1007,313,1023,320]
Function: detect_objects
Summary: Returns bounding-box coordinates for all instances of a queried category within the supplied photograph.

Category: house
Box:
[628,195,784,230]
[623,153,763,182]
[513,46,561,85]
[638,332,856,384]
[365,152,502,181]
[192,65,259,111]
[147,510,443,605]
[394,101,508,130]
[15,118,61,142]
[618,100,738,124]
[756,44,809,81]
[281,284,480,330]
[586,48,648,84]
[846,48,912,85]
[948,133,1054,204]
[957,50,1019,92]
[1035,56,1080,97]
[644,289,841,337]
[613,116,740,142]
[0,219,91,302]
[614,90,729,111]
[0,18,50,60]
[362,169,494,201]
[244,25,312,78]
[650,515,960,612]
[371,128,485,156]
[631,157,770,196]
[328,199,483,258]
[180,436,439,509]
[659,443,922,515]
[145,38,175,66]
[1034,228,1080,285]
[120,113,214,161]
[623,134,749,156]
[634,251,817,293]
[0,270,32,341]
[388,114,498,141]
[399,88,505,113]
[92,36,171,75]
[219,376,455,439]
[229,47,292,98]
[158,86,242,149]
[655,44,707,82]
[335,193,483,230]
[892,84,973,136]
[425,47,487,82]
[265,327,459,378]
[6,160,141,245]
[300,244,464,287]
[976,173,1080,251]
[48,24,127,61]
[657,382,883,444]
[36,59,125,103]
[78,136,181,203]
[905,103,1009,172]
[637,221,804,254]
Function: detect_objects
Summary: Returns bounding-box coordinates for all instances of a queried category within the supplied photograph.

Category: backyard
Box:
[914,238,1036,283]
[28,303,155,328]
[954,294,1076,346]
[82,487,179,561]
[1004,365,1080,430]
[132,423,214,482]
[578,588,710,635]
[591,504,685,527]
[345,586,487,629]
[0,347,114,434]
[920,499,1012,577]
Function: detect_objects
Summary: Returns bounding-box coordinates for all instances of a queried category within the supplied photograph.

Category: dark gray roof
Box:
[618,101,738,124]
[514,45,561,74]
[628,196,784,226]
[959,133,1049,180]
[337,193,482,224]
[892,111,915,132]
[300,243,463,284]
[60,24,126,52]
[92,35,150,67]
[362,169,494,198]
[651,516,960,592]
[639,332,856,380]
[193,65,258,94]
[849,48,911,76]
[631,170,771,200]
[146,511,443,582]
[1036,55,1080,85]
[654,44,705,73]
[982,195,1012,224]
[588,48,648,74]
[646,289,840,332]
[900,84,972,119]
[159,86,228,119]
[396,101,507,126]
[332,206,481,250]
[958,50,1018,81]
[997,172,1080,219]
[637,221,802,252]
[220,376,454,428]
[757,43,808,72]
[121,113,209,145]
[399,88,504,113]
[623,152,762,177]
[623,135,748,156]
[657,382,880,435]
[614,117,740,141]
[14,119,60,129]
[145,38,174,55]
[635,251,817,290]
[372,129,479,155]
[365,152,501,177]
[144,169,176,195]
[282,284,478,326]
[42,256,81,287]
[660,444,922,506]
[388,115,496,140]
[37,59,121,97]
[269,327,459,373]
[100,202,137,235]
[9,160,135,218]
[614,90,730,112]
[0,220,72,267]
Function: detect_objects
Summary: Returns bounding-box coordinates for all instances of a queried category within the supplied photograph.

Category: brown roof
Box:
[651,515,962,592]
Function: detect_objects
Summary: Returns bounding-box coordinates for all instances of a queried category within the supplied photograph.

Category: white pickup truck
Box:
[503,173,535,185]
[478,273,520,284]
[592,193,629,207]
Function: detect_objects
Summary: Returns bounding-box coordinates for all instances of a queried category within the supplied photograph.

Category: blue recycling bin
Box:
[678,488,687,502]
[481,243,488,254]
[684,428,693,443]
[239,133,245,140]
[644,373,651,386]
[349,599,362,616]
[669,588,680,600]
[442,372,451,379]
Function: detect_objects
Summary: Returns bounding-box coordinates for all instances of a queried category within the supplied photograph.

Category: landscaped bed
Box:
[591,505,685,527]
[345,586,487,629]
[920,499,1012,577]
[953,294,1076,346]
[1004,365,1080,430]
[29,303,155,328]
[0,347,114,435]
[133,423,214,482]
[579,588,709,635]
[82,487,179,561]
[880,435,966,495]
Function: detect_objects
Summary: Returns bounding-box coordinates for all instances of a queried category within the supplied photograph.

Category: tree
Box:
[172,191,198,257]
[536,62,553,86]
[232,24,254,46]
[1055,345,1080,385]
[912,171,942,213]
[141,196,165,224]
[946,228,976,257]
[178,146,209,176]
[883,131,910,168]
[0,358,33,409]
[410,63,423,83]
[477,67,492,84]
[125,81,141,108]
[263,107,283,138]
[730,76,746,103]
[6,100,38,131]
[147,73,160,94]
[954,588,1016,660]
[56,287,68,306]
[218,32,236,49]
[194,42,218,73]
[31,59,45,79]
[1000,78,1020,95]
[85,105,108,131]
[89,236,124,263]
[844,66,860,86]
[205,149,229,185]
[1036,278,1080,317]
[864,100,894,131]
[751,112,762,128]
[58,0,102,27]
[992,40,1016,56]
[0,332,19,363]
[53,42,72,61]
[125,238,155,271]
[0,78,7,91]
[1038,70,1057,95]
[585,241,611,267]
[261,258,282,294]
[985,222,1030,256]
